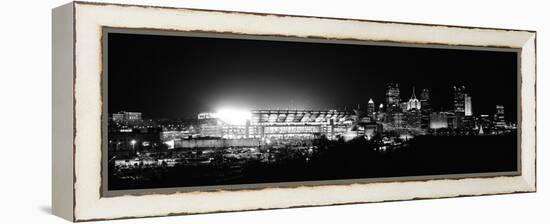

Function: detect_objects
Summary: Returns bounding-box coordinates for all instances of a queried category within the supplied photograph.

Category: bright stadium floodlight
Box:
[215,108,252,125]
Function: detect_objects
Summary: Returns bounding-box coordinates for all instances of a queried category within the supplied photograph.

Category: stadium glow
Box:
[215,108,252,125]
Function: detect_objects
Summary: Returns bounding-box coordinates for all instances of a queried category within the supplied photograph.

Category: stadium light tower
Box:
[215,108,252,125]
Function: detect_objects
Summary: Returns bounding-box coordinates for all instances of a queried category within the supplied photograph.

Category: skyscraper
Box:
[495,105,506,128]
[465,94,473,116]
[420,89,430,110]
[400,102,408,112]
[406,87,421,111]
[367,98,375,118]
[420,88,431,130]
[453,85,466,114]
[386,83,400,107]
[462,95,475,129]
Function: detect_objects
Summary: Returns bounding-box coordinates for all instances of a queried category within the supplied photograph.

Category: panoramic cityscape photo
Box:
[106,32,518,191]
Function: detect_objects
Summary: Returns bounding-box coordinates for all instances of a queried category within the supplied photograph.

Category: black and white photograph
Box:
[2,0,545,222]
[106,30,519,191]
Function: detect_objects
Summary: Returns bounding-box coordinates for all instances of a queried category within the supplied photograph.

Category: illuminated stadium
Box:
[197,109,358,140]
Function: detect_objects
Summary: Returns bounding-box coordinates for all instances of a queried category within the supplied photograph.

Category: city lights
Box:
[215,108,252,125]
[107,82,518,191]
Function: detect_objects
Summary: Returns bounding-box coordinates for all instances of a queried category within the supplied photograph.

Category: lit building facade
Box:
[406,87,421,111]
[359,122,383,139]
[495,105,506,128]
[453,85,466,114]
[404,109,422,130]
[465,95,473,116]
[400,102,408,112]
[420,88,431,130]
[478,114,493,130]
[429,112,448,129]
[108,127,162,154]
[367,98,376,118]
[160,130,191,142]
[386,83,400,110]
[197,112,216,120]
[446,112,459,129]
[199,109,357,140]
[388,112,405,129]
[111,111,142,124]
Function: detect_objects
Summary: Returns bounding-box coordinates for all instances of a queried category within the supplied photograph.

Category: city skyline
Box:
[108,33,518,121]
[111,83,512,124]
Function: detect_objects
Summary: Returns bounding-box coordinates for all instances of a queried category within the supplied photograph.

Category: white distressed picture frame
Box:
[52,1,536,221]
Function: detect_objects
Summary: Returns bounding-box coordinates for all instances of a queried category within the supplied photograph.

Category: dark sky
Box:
[108,32,517,121]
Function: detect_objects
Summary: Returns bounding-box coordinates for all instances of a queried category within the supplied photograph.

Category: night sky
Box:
[108,32,518,121]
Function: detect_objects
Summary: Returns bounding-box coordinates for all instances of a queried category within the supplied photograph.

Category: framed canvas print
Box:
[52,1,537,222]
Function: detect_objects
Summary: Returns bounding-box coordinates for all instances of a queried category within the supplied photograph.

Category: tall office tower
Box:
[406,87,421,110]
[367,98,376,117]
[386,83,400,107]
[453,85,466,114]
[495,105,506,128]
[465,94,473,116]
[400,102,409,112]
[463,94,475,129]
[420,88,431,130]
[420,89,430,109]
[404,109,422,129]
